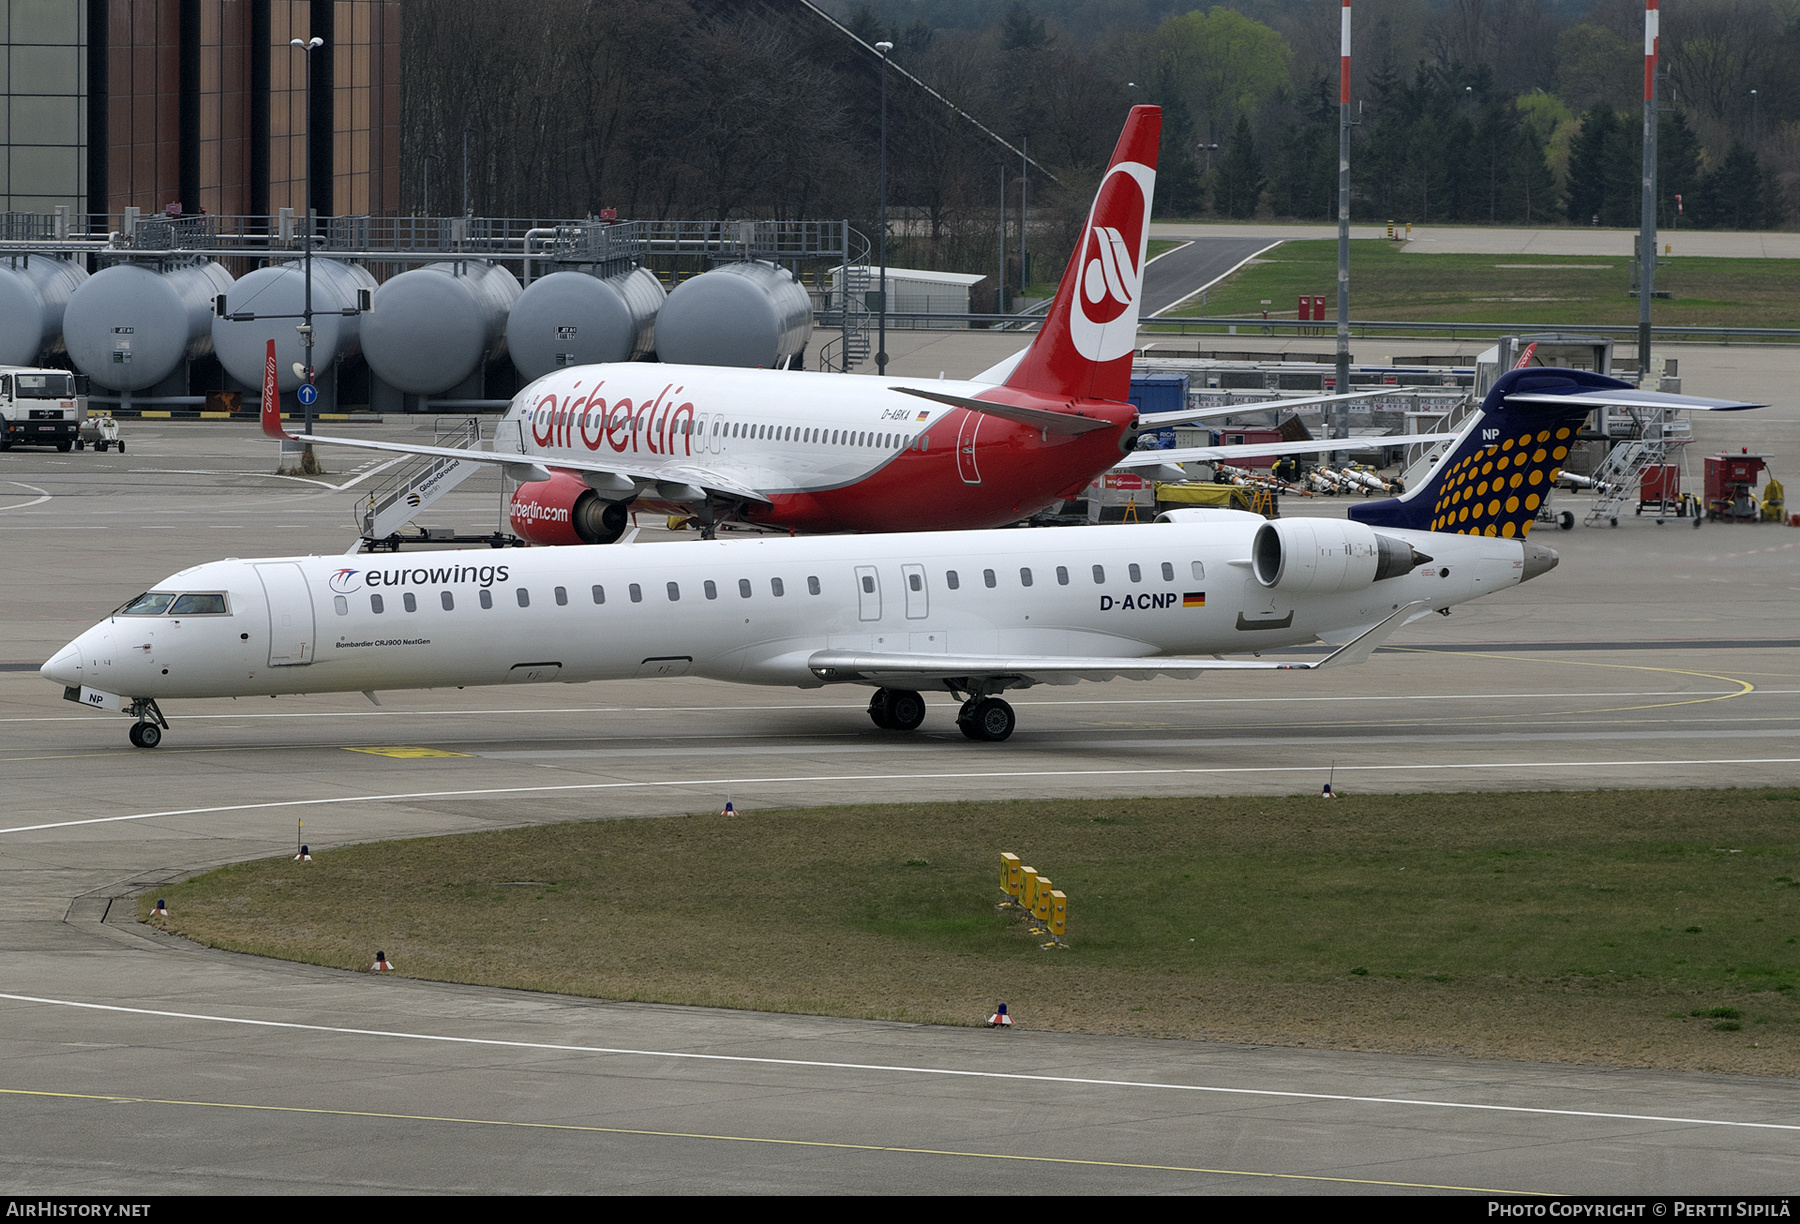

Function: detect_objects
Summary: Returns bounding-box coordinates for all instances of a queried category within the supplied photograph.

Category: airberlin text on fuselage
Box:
[530,380,698,457]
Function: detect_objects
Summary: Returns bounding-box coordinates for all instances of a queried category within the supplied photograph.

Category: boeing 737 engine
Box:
[508,471,630,545]
[1250,519,1430,594]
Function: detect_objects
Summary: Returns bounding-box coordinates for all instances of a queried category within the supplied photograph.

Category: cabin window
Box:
[771,577,785,597]
[480,589,493,609]
[1019,567,1032,587]
[1162,562,1175,582]
[516,588,530,608]
[1191,561,1205,580]
[629,583,643,603]
[861,575,875,594]
[555,586,568,606]
[908,572,922,592]
[441,591,454,611]
[704,580,718,600]
[807,576,820,595]
[1128,563,1142,583]
[739,578,753,598]
[334,595,348,615]
[983,569,996,589]
[591,585,605,605]
[667,581,680,601]
[403,592,417,613]
[1056,566,1069,586]
[1092,564,1105,584]
[370,594,384,614]
[946,570,959,589]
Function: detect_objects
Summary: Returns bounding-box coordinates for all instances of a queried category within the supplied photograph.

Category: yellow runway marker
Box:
[342,746,472,759]
[0,1087,1540,1195]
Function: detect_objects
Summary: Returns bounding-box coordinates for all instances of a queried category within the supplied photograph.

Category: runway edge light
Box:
[151,898,168,917]
[295,843,312,862]
[372,950,394,972]
[987,1002,1013,1028]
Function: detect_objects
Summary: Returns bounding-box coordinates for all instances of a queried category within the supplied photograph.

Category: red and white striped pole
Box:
[1333,0,1351,443]
[1638,0,1659,375]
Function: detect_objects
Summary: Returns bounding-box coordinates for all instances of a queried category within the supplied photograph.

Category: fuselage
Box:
[499,364,1139,532]
[43,521,1527,703]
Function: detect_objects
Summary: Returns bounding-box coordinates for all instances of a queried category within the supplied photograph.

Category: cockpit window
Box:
[117,592,176,615]
[169,593,229,615]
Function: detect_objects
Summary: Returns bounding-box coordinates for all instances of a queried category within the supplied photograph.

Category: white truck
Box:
[0,366,86,452]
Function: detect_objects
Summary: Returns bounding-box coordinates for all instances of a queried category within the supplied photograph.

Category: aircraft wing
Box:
[808,603,1429,687]
[1115,432,1460,468]
[889,387,1116,435]
[1141,388,1396,428]
[1503,389,1768,412]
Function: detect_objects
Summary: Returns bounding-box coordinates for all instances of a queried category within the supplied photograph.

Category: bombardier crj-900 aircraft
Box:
[260,104,1432,544]
[45,368,1760,747]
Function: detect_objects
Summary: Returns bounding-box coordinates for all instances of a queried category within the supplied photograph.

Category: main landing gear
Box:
[867,687,927,731]
[956,696,1016,742]
[125,698,168,749]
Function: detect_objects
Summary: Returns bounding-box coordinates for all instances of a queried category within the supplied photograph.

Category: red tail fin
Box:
[1004,105,1160,404]
[259,338,287,438]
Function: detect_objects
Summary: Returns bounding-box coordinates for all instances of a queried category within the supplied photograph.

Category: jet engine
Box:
[508,470,631,545]
[1251,518,1429,593]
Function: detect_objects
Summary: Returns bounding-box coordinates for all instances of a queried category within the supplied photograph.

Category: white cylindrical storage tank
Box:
[0,255,88,365]
[654,261,812,368]
[506,266,664,379]
[210,258,379,393]
[63,260,234,391]
[361,260,521,395]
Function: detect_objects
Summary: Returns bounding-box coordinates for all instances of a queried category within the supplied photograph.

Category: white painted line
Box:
[0,481,51,512]
[5,757,1800,835]
[1150,241,1282,317]
[1,992,1794,1135]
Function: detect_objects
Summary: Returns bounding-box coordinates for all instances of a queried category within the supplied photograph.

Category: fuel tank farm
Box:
[0,254,88,366]
[506,266,664,379]
[62,260,235,391]
[362,260,521,397]
[654,261,812,369]
[210,259,379,396]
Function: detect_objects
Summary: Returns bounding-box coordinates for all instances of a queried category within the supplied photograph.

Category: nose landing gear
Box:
[124,698,168,749]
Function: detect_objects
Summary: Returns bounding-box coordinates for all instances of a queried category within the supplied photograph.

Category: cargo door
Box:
[854,565,881,621]
[255,563,315,666]
[901,563,927,619]
[956,411,983,484]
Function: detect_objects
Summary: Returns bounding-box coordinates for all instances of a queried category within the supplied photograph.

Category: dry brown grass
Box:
[145,789,1800,1075]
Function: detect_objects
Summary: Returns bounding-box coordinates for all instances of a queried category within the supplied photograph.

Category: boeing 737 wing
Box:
[889,387,1116,435]
[807,601,1429,687]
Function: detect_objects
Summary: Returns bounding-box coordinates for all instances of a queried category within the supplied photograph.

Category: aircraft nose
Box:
[1521,541,1559,583]
[41,640,83,688]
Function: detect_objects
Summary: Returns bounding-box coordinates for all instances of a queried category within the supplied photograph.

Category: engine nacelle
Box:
[1251,518,1427,593]
[508,470,630,545]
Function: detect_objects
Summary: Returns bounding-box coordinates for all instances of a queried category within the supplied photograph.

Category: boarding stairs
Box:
[1583,415,1674,527]
[356,418,487,546]
[818,231,874,372]
[1397,392,1479,490]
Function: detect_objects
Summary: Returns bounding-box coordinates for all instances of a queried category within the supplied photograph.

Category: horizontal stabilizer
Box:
[1504,389,1767,412]
[890,386,1116,435]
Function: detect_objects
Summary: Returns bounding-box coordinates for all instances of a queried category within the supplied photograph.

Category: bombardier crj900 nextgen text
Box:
[49,367,1762,748]
[259,105,1427,544]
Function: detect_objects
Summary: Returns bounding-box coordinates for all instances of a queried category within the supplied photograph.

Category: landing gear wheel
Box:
[885,689,926,731]
[867,689,895,729]
[957,697,1015,742]
[1558,511,1574,531]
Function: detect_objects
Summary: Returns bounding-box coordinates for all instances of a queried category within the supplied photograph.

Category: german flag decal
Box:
[1182,591,1205,608]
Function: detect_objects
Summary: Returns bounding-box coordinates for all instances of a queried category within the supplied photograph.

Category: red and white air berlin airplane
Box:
[265,106,1412,544]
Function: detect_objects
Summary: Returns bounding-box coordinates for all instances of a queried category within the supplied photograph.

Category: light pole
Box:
[290,34,324,470]
[1199,142,1219,173]
[1750,89,1759,147]
[875,40,892,375]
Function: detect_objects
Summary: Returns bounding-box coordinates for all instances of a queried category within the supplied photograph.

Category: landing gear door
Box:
[854,564,881,622]
[255,562,315,666]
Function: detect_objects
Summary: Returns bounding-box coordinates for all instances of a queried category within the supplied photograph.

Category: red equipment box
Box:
[1297,295,1312,321]
[1705,453,1766,504]
[1640,464,1681,503]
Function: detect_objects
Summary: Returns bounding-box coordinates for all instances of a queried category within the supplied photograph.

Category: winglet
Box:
[259,338,289,439]
[1312,601,1431,669]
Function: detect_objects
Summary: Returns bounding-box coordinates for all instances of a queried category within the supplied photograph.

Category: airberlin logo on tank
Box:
[1068,161,1153,364]
[528,379,699,457]
[327,565,510,593]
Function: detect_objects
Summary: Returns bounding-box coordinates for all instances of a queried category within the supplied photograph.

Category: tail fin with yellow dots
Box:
[1348,368,1628,539]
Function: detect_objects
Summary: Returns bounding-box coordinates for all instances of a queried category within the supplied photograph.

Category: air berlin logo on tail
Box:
[1069,161,1153,363]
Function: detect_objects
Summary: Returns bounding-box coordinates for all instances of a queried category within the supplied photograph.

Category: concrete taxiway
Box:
[1,341,1796,1193]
